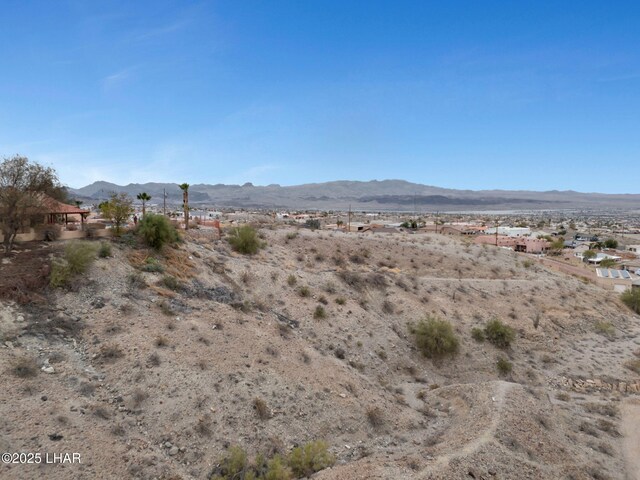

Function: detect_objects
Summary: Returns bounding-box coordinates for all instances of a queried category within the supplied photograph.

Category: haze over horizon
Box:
[1,1,639,193]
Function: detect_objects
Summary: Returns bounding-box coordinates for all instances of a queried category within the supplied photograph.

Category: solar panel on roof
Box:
[599,269,608,278]
[621,270,631,279]
[611,270,620,278]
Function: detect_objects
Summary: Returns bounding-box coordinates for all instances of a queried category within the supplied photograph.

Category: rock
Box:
[169,446,179,456]
[41,366,55,374]
[164,442,172,449]
[17,315,24,322]
[41,396,48,401]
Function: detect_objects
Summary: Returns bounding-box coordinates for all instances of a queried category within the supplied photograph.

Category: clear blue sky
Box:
[1,1,639,193]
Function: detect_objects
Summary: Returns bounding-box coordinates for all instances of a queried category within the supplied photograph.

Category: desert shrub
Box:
[304,219,321,230]
[298,286,311,298]
[621,288,640,314]
[137,214,179,250]
[253,397,270,420]
[594,320,615,338]
[496,357,513,375]
[10,356,39,378]
[335,297,346,305]
[624,358,640,374]
[288,440,334,478]
[211,441,333,480]
[100,344,124,362]
[410,316,459,359]
[313,305,327,319]
[471,327,485,342]
[286,231,298,240]
[161,275,183,291]
[382,300,395,314]
[141,257,164,273]
[50,241,98,287]
[98,241,112,258]
[127,272,147,289]
[484,318,515,349]
[227,225,264,255]
[287,274,297,286]
[366,406,385,428]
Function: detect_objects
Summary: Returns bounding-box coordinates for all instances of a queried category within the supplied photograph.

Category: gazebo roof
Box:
[41,195,90,215]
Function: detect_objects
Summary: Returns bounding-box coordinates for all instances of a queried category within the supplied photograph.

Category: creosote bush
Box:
[484,318,515,349]
[50,241,98,287]
[313,305,327,319]
[227,225,265,255]
[98,241,112,258]
[471,327,485,342]
[621,288,640,314]
[211,441,334,480]
[137,214,179,250]
[410,316,459,359]
[496,356,513,375]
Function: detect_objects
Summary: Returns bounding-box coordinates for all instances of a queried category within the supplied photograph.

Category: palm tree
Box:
[136,192,151,218]
[179,183,189,230]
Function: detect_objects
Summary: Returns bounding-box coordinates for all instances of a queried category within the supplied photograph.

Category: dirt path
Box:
[423,381,514,473]
[621,399,640,480]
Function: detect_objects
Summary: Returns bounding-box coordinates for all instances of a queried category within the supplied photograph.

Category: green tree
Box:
[99,192,134,236]
[548,237,565,256]
[604,238,618,249]
[179,183,189,230]
[136,192,151,218]
[582,250,597,260]
[0,155,62,253]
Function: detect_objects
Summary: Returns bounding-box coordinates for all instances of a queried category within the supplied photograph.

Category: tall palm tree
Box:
[179,183,190,230]
[136,192,151,218]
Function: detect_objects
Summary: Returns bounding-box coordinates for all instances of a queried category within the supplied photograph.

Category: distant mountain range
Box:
[68,180,640,211]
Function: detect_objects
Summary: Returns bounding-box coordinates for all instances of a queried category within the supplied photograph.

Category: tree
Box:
[99,192,133,235]
[136,192,151,217]
[0,155,62,253]
[548,237,565,256]
[604,238,618,249]
[582,249,597,260]
[179,183,189,230]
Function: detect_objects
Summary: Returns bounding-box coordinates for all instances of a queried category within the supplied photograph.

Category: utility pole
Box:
[163,189,167,216]
[435,211,439,234]
[495,219,499,246]
[348,205,352,233]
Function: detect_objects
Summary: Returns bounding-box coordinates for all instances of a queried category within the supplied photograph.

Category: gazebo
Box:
[41,195,91,229]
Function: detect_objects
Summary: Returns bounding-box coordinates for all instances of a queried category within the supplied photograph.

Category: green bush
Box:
[98,241,112,258]
[288,440,334,478]
[227,225,264,255]
[411,316,459,359]
[50,241,97,287]
[142,257,164,273]
[621,288,640,314]
[496,356,513,375]
[484,318,515,349]
[471,327,485,342]
[161,275,183,291]
[313,305,326,319]
[211,440,333,480]
[138,214,179,250]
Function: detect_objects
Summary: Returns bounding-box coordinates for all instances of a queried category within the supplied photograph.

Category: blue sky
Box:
[1,1,639,192]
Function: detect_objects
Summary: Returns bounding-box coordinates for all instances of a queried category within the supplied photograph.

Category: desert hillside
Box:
[1,227,640,480]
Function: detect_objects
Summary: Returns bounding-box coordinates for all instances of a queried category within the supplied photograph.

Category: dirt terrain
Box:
[1,227,639,479]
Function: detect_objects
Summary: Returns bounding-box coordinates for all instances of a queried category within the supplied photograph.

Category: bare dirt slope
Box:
[1,228,639,479]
